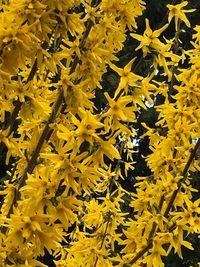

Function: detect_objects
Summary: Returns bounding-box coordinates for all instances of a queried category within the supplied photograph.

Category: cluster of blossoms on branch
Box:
[0,0,199,266]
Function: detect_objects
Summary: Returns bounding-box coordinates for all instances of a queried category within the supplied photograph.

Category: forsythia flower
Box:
[110,58,142,95]
[0,1,200,267]
[167,1,195,30]
[130,19,168,56]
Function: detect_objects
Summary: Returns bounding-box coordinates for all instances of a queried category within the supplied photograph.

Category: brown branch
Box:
[147,193,165,242]
[124,243,153,267]
[93,216,110,267]
[141,16,187,260]
[0,58,38,155]
[5,41,48,134]
[5,90,64,215]
[19,91,64,182]
[124,28,198,264]
[164,138,200,217]
[124,138,200,266]
[93,137,127,267]
[6,16,97,217]
[0,41,12,57]
[0,40,49,158]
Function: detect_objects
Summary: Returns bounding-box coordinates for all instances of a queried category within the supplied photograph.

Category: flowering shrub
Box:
[0,0,199,266]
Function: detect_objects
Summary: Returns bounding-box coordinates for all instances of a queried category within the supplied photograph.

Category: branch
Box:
[0,41,48,156]
[164,138,200,217]
[0,59,38,156]
[93,215,110,267]
[5,41,48,134]
[124,243,153,267]
[93,137,127,267]
[124,138,200,266]
[140,193,165,264]
[6,17,97,217]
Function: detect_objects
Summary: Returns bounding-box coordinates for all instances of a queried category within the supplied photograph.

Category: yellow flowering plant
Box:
[0,0,200,266]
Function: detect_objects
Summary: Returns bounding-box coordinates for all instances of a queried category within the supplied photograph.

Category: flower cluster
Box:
[0,0,199,267]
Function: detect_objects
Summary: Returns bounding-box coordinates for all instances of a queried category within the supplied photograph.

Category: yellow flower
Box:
[53,195,82,229]
[167,224,194,259]
[96,139,121,161]
[130,19,168,56]
[0,96,13,122]
[56,123,75,151]
[83,198,104,228]
[71,107,104,149]
[104,92,136,122]
[84,2,100,23]
[6,209,63,257]
[143,236,168,267]
[167,1,195,30]
[0,181,16,216]
[110,58,142,94]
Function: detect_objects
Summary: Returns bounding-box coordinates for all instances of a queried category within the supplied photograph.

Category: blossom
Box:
[167,1,195,30]
[110,58,142,94]
[131,19,168,56]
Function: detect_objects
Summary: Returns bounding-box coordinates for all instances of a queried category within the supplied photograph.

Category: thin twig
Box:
[93,139,126,267]
[6,15,97,217]
[164,138,200,217]
[5,41,48,134]
[93,217,110,267]
[124,243,153,267]
[148,194,165,242]
[124,138,200,266]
